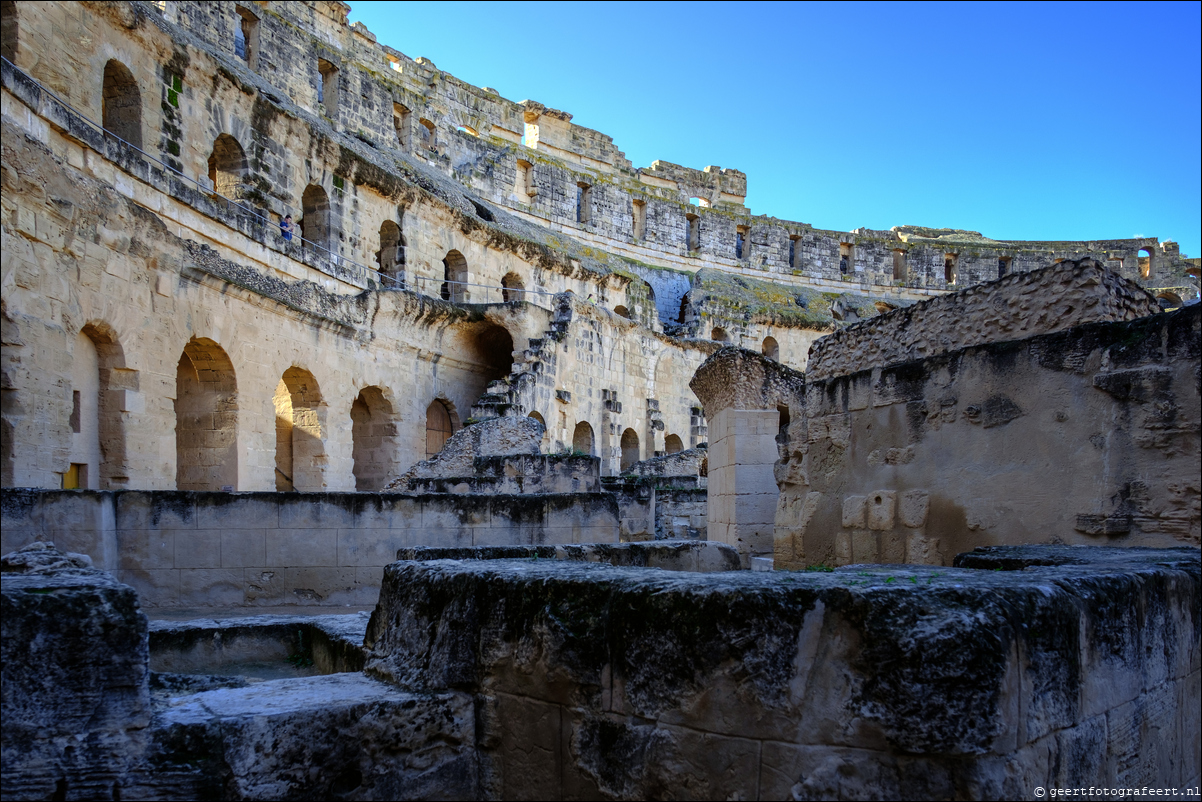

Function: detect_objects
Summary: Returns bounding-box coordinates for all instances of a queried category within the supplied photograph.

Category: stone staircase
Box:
[467,294,573,423]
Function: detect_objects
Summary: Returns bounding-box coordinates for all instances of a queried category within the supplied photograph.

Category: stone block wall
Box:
[0,489,620,607]
[783,303,1201,567]
[362,546,1202,800]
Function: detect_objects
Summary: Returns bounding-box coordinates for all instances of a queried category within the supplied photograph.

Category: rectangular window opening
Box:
[736,226,749,260]
[235,7,259,69]
[892,249,908,281]
[789,235,802,269]
[633,199,647,241]
[576,182,592,225]
[318,58,339,118]
[393,103,411,150]
[839,242,854,274]
[686,213,700,251]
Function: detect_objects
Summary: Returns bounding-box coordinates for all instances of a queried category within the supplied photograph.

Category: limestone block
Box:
[866,491,896,530]
[842,495,866,528]
[145,676,477,800]
[899,490,930,528]
[265,529,338,567]
[851,530,878,563]
[174,528,222,569]
[1,546,150,801]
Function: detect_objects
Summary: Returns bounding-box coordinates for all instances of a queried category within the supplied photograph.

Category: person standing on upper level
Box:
[280,214,294,242]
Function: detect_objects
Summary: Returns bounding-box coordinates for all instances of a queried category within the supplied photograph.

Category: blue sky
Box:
[348,1,1202,256]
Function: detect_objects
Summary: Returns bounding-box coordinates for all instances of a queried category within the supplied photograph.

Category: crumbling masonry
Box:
[0,1,1199,799]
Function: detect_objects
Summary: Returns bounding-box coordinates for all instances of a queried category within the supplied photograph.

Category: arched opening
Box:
[68,324,128,490]
[677,294,689,324]
[664,434,684,455]
[301,184,331,252]
[1138,248,1153,279]
[207,133,247,198]
[457,125,478,136]
[274,367,325,492]
[762,336,779,361]
[418,118,436,151]
[614,305,631,319]
[102,59,142,148]
[425,399,455,458]
[351,386,398,491]
[472,323,515,382]
[620,428,640,472]
[1156,292,1183,311]
[1,1,18,64]
[711,327,729,343]
[501,272,525,303]
[441,249,468,302]
[527,411,548,451]
[874,301,897,315]
[892,249,908,281]
[944,253,958,284]
[377,219,404,280]
[176,338,237,491]
[572,421,594,456]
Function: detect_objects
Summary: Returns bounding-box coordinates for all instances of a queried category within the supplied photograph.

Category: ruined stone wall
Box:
[781,304,1201,568]
[363,547,1201,800]
[806,259,1163,381]
[0,488,620,606]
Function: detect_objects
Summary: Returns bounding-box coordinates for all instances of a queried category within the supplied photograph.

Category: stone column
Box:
[690,348,805,569]
[707,407,780,565]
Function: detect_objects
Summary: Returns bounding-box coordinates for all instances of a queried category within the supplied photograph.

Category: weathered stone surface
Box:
[387,416,544,490]
[805,259,1163,381]
[396,540,742,572]
[363,546,1201,800]
[137,675,477,800]
[1,544,150,801]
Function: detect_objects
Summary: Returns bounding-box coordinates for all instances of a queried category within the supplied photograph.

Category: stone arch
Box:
[77,322,128,489]
[377,219,404,282]
[472,323,515,383]
[762,336,779,361]
[2,1,18,64]
[207,133,247,198]
[711,326,729,343]
[664,433,684,455]
[528,410,549,451]
[501,271,525,303]
[572,421,594,456]
[425,398,457,458]
[102,59,142,148]
[176,338,237,491]
[441,249,468,302]
[620,427,640,472]
[1138,247,1154,279]
[274,366,326,492]
[351,386,398,491]
[418,118,436,150]
[1156,291,1183,311]
[301,184,331,252]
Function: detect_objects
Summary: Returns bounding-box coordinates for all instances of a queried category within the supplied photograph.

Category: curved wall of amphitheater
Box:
[1,0,1198,495]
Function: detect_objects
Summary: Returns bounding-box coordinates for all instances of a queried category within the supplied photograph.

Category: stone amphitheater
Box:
[1,2,1199,799]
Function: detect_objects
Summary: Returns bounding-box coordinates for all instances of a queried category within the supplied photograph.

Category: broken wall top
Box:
[805,259,1161,381]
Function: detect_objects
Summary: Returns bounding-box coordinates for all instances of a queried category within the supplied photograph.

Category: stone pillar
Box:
[690,347,806,570]
[707,407,780,566]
